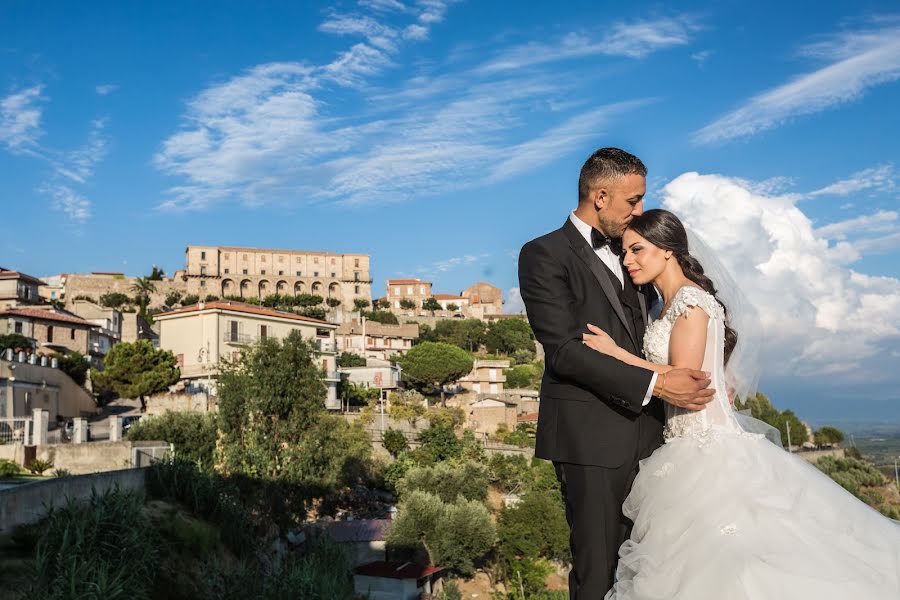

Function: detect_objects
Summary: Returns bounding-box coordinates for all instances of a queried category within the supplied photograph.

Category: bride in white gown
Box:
[581,209,900,600]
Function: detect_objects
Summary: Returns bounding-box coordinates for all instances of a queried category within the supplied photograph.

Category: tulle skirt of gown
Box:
[606,431,900,600]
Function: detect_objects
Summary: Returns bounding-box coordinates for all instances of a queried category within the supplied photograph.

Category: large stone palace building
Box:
[183,246,372,308]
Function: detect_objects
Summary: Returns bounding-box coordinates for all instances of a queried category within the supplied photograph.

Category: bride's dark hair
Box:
[628,209,738,364]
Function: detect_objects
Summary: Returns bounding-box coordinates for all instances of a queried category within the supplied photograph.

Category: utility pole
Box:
[894,457,899,490]
[786,421,792,452]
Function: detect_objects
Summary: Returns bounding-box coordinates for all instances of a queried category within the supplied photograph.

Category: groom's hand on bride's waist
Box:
[654,369,714,411]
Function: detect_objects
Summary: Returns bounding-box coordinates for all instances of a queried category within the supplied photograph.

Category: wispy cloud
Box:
[814,209,898,240]
[478,15,701,74]
[155,2,652,211]
[95,84,118,96]
[806,164,895,197]
[691,49,714,65]
[694,18,900,144]
[39,183,92,224]
[54,118,109,183]
[0,85,46,154]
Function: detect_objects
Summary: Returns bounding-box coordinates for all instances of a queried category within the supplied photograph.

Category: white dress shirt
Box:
[569,212,656,407]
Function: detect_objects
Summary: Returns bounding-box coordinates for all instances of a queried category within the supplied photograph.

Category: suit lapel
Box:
[561,220,638,348]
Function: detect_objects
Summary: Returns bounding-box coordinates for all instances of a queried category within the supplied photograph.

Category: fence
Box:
[0,418,31,445]
[363,427,533,459]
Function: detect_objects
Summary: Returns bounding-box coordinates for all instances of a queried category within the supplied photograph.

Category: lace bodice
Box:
[643,286,727,441]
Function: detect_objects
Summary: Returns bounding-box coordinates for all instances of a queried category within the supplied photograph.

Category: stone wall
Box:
[0,467,147,534]
[146,391,216,416]
[793,447,846,464]
[65,273,187,309]
[34,440,169,474]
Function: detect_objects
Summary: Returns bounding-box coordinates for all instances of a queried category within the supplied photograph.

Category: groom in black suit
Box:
[518,147,715,598]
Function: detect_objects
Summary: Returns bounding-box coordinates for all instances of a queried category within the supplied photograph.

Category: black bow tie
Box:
[591,228,622,256]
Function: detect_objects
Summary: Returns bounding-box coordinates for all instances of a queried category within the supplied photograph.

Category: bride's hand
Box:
[582,324,621,357]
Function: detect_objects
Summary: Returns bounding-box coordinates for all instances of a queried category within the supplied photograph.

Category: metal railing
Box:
[0,418,31,444]
[222,331,258,344]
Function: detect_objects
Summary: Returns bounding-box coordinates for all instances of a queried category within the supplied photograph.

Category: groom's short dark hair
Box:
[578,147,647,203]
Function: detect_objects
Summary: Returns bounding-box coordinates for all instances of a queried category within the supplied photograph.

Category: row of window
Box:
[12,321,77,343]
[392,286,429,295]
[200,250,361,269]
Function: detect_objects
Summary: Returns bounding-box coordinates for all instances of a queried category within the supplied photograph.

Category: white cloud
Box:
[694,20,900,144]
[660,172,900,383]
[806,164,895,197]
[813,210,897,240]
[54,118,109,183]
[479,16,700,74]
[691,49,714,65]
[95,84,118,96]
[39,183,92,224]
[503,287,526,314]
[0,85,45,153]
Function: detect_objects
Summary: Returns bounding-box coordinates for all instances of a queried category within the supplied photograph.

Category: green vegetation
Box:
[485,319,535,356]
[397,461,490,503]
[814,426,845,446]
[181,294,200,305]
[0,458,21,477]
[374,299,391,310]
[26,459,53,475]
[147,266,166,281]
[127,411,219,470]
[360,309,399,324]
[131,277,157,313]
[395,341,474,404]
[387,390,428,428]
[504,362,543,390]
[353,297,370,311]
[49,351,90,386]
[419,319,487,352]
[734,392,808,447]
[99,291,131,308]
[399,298,417,310]
[0,333,33,353]
[337,351,367,367]
[422,297,441,313]
[382,428,409,458]
[18,488,159,600]
[164,290,183,307]
[325,297,341,308]
[91,340,180,412]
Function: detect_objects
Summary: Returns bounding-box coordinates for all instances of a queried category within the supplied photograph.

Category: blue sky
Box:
[2,1,899,422]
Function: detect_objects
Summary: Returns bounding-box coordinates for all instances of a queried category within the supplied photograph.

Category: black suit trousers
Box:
[555,410,662,599]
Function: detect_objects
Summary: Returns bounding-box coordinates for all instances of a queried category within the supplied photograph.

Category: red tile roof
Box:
[0,269,47,286]
[154,301,331,325]
[354,561,444,580]
[517,412,539,422]
[0,307,93,326]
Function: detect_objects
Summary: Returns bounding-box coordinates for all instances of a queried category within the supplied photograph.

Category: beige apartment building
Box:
[461,282,503,318]
[0,307,95,358]
[457,359,510,395]
[385,278,432,311]
[432,294,468,312]
[155,301,340,408]
[184,246,372,308]
[0,269,46,310]
[336,319,419,361]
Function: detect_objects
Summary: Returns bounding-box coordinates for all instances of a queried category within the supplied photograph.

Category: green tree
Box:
[52,351,89,386]
[148,265,166,280]
[337,352,367,367]
[164,290,184,307]
[776,410,808,448]
[447,303,459,312]
[814,426,845,446]
[99,291,131,308]
[204,294,219,302]
[383,428,409,458]
[387,490,495,576]
[375,299,391,310]
[295,293,324,307]
[422,297,441,314]
[396,342,474,405]
[182,293,200,305]
[299,307,327,320]
[430,319,486,352]
[399,298,417,310]
[417,423,462,463]
[361,309,399,325]
[130,277,157,313]
[0,333,33,353]
[505,363,540,389]
[216,332,372,490]
[485,318,535,356]
[388,390,428,429]
[127,411,218,470]
[353,298,371,311]
[91,340,180,412]
[326,297,342,308]
[397,461,489,503]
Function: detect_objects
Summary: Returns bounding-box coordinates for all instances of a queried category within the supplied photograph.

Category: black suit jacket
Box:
[518,219,663,467]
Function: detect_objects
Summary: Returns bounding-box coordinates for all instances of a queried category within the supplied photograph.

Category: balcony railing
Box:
[223,331,258,345]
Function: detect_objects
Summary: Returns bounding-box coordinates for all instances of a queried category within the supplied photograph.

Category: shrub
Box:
[51,351,89,386]
[388,490,495,576]
[99,292,131,308]
[325,298,341,307]
[127,411,218,470]
[360,309,399,325]
[383,428,409,458]
[19,488,158,600]
[0,459,20,478]
[417,424,462,463]
[337,352,367,367]
[164,290,184,306]
[27,459,54,475]
[182,294,200,305]
[397,461,489,503]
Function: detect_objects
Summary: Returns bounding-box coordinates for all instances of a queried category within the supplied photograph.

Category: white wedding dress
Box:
[606,286,900,600]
